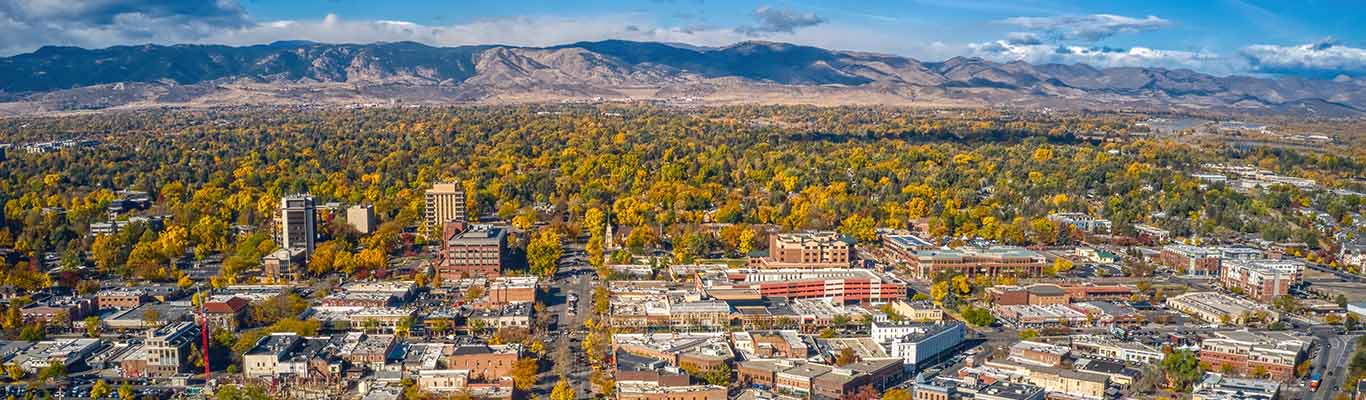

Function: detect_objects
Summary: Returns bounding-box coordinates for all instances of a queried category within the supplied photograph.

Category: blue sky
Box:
[2,0,1364,77]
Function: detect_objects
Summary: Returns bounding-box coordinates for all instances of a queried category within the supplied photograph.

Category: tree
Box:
[551,377,575,400]
[4,363,23,381]
[91,380,111,399]
[511,358,539,391]
[930,281,950,304]
[142,309,162,327]
[882,389,912,400]
[584,208,607,237]
[118,382,133,400]
[1161,350,1203,391]
[1019,329,1039,340]
[839,214,877,243]
[528,229,564,277]
[1349,313,1360,332]
[960,306,995,327]
[835,347,859,366]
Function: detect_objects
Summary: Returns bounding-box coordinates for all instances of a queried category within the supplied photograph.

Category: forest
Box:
[0,105,1362,290]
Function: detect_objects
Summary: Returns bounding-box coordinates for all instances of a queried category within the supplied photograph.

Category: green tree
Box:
[91,380,111,399]
[1160,350,1203,391]
[839,214,877,243]
[1018,329,1039,340]
[83,316,101,337]
[551,377,575,400]
[118,382,134,400]
[528,229,564,277]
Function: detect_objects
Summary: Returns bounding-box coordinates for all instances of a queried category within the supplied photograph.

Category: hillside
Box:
[1,40,1364,115]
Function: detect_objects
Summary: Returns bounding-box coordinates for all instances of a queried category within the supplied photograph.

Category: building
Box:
[886,300,943,321]
[278,194,317,255]
[1069,335,1164,364]
[987,284,1069,306]
[613,333,734,373]
[347,204,376,234]
[751,231,853,269]
[737,359,902,399]
[243,333,303,378]
[121,322,197,377]
[485,277,537,305]
[1191,373,1279,400]
[732,331,809,360]
[1217,259,1303,301]
[1157,245,1221,276]
[202,295,251,332]
[1008,341,1069,367]
[871,321,965,369]
[1198,331,1308,381]
[883,235,937,261]
[1048,213,1111,233]
[439,225,508,280]
[97,289,150,310]
[12,338,102,373]
[1133,224,1172,243]
[263,248,306,281]
[424,183,468,237]
[1166,292,1279,326]
[701,269,906,304]
[905,247,1046,280]
[616,382,727,400]
[444,344,521,382]
[975,382,1045,400]
[992,304,1089,328]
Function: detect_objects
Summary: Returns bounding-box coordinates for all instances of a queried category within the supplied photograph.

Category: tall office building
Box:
[424,183,468,237]
[279,194,317,255]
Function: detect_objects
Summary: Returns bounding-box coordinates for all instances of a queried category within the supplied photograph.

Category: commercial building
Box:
[1047,213,1111,233]
[1008,341,1069,368]
[987,284,1069,306]
[263,248,306,281]
[443,344,521,382]
[1157,245,1221,276]
[439,225,508,280]
[1191,373,1279,400]
[737,359,902,398]
[701,268,906,304]
[243,333,303,378]
[613,333,734,373]
[751,231,854,269]
[904,247,1046,280]
[1166,292,1279,326]
[1217,259,1303,301]
[12,338,102,373]
[883,234,937,261]
[347,204,376,234]
[278,194,317,255]
[424,183,468,238]
[1069,335,1164,364]
[974,382,1045,400]
[886,300,943,321]
[992,304,1088,328]
[616,382,727,400]
[871,321,965,369]
[119,322,197,378]
[1198,331,1308,381]
[731,331,809,360]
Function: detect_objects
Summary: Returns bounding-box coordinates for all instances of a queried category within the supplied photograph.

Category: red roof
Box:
[204,296,250,314]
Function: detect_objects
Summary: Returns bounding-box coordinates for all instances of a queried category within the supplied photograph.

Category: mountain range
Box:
[1,40,1364,116]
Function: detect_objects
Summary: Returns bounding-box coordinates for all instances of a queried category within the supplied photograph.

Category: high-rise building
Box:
[424,183,468,237]
[278,194,316,255]
[346,204,376,234]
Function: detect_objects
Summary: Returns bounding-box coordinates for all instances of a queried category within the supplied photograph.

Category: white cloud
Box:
[969,40,1234,74]
[1001,14,1170,42]
[1241,38,1366,77]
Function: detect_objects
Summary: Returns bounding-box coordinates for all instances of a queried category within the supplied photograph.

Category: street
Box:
[531,251,597,399]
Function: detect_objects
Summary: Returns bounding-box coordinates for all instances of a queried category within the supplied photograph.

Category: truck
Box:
[1310,371,1322,391]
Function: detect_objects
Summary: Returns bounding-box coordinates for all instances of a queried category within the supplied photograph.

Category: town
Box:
[2,138,1366,398]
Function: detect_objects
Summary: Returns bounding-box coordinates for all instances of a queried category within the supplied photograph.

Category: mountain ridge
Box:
[1,40,1363,116]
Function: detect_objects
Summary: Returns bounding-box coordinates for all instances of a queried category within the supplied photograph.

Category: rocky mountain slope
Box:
[1,40,1363,115]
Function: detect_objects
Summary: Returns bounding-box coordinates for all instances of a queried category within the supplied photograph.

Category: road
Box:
[1310,334,1357,400]
[530,252,596,399]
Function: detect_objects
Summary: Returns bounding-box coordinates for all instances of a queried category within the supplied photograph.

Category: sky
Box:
[1,0,1365,78]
